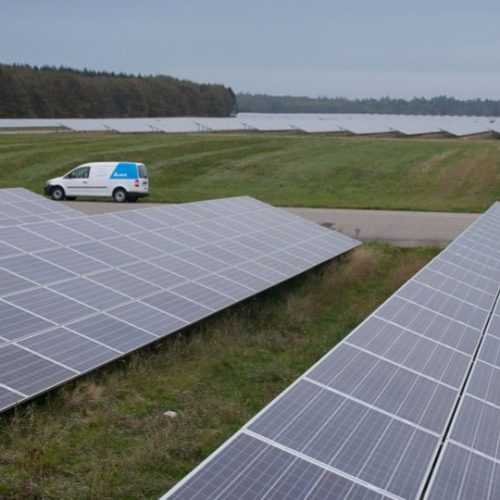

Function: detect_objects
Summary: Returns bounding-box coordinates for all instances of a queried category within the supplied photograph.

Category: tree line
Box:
[237,93,500,116]
[0,64,236,118]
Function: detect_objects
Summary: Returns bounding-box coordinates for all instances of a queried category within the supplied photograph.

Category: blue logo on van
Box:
[110,163,137,179]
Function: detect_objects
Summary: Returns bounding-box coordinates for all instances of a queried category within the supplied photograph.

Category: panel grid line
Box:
[411,277,490,312]
[303,376,441,437]
[413,266,497,297]
[342,341,459,391]
[371,313,471,356]
[391,295,482,332]
[243,430,403,500]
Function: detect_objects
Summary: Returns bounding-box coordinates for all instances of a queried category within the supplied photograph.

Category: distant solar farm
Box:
[1,112,500,137]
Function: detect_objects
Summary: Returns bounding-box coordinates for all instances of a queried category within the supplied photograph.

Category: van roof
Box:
[86,162,143,166]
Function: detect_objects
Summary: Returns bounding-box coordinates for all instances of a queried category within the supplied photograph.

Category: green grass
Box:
[1,132,500,211]
[0,244,439,499]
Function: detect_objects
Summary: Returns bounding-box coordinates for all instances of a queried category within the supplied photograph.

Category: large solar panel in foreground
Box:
[164,202,500,499]
[0,189,359,413]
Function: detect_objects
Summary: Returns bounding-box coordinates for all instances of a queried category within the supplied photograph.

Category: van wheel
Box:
[113,188,127,203]
[51,186,65,201]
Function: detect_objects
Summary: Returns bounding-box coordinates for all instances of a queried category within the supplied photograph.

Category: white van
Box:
[44,162,149,202]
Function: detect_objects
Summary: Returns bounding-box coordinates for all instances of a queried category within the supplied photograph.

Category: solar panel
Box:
[155,118,201,133]
[193,118,247,132]
[0,189,359,413]
[296,118,345,133]
[1,115,498,137]
[100,118,163,133]
[439,118,490,137]
[238,114,297,132]
[163,202,500,500]
[0,118,62,129]
[0,188,81,227]
[58,119,109,132]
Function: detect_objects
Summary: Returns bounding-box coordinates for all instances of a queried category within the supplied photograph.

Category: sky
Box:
[1,0,500,99]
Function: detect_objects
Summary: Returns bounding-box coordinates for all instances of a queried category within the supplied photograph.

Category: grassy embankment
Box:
[0,132,499,211]
[0,244,438,498]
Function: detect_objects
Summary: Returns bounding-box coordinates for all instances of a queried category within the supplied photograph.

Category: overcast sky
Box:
[2,0,500,99]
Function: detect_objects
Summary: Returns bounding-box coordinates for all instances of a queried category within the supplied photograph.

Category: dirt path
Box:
[63,201,479,247]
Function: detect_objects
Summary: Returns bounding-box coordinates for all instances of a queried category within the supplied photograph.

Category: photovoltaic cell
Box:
[5,287,96,324]
[88,268,162,299]
[197,274,254,300]
[0,188,358,415]
[58,217,121,240]
[71,241,137,267]
[171,282,234,310]
[49,278,129,309]
[103,235,164,259]
[0,345,75,396]
[143,291,213,323]
[0,386,23,409]
[426,443,500,500]
[67,314,156,352]
[0,269,36,297]
[149,254,209,280]
[24,221,92,246]
[0,241,22,258]
[0,254,77,285]
[0,226,60,252]
[19,327,118,372]
[174,248,228,272]
[0,301,54,340]
[164,201,500,500]
[167,433,385,500]
[35,247,110,275]
[119,261,187,289]
[106,302,187,336]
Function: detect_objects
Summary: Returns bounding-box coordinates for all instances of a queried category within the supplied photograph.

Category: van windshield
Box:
[138,164,148,179]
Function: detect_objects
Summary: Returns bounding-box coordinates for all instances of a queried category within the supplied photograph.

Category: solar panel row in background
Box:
[0,114,498,136]
[163,203,500,500]
[0,189,360,413]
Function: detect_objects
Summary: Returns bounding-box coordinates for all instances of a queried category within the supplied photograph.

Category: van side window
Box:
[65,166,90,179]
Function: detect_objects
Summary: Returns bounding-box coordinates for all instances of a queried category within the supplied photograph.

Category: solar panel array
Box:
[0,188,81,227]
[163,202,500,500]
[0,188,359,413]
[0,113,498,137]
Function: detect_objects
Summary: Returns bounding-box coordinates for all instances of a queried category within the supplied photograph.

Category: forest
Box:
[3,63,499,119]
[237,93,500,116]
[0,64,236,118]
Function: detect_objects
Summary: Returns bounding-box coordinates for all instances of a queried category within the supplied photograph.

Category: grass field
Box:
[0,244,438,498]
[1,132,499,212]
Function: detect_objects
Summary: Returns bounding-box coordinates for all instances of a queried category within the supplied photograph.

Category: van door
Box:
[87,164,113,197]
[63,165,91,196]
[138,164,149,193]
